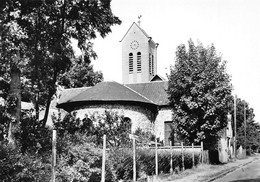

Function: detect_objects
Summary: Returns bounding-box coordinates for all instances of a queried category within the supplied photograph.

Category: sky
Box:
[73,0,260,123]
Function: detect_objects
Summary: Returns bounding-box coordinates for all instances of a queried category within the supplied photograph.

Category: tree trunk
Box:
[8,65,21,146]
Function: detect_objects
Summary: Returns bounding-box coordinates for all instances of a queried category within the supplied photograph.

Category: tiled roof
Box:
[58,87,90,104]
[57,81,155,107]
[125,81,169,106]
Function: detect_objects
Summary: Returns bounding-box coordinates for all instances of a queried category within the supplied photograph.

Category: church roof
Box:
[120,22,152,42]
[58,86,90,104]
[57,81,156,108]
[125,81,169,106]
[150,74,166,82]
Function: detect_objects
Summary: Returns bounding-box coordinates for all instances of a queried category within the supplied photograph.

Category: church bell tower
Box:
[120,22,159,84]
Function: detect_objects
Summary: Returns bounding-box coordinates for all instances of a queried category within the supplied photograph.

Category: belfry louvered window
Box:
[129,53,133,73]
[149,53,154,75]
[149,53,152,74]
[137,52,141,72]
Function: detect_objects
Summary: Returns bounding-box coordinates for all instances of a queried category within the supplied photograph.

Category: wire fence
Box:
[101,135,207,182]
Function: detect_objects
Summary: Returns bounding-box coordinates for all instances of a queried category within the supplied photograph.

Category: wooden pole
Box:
[51,129,57,182]
[244,101,247,154]
[155,138,158,177]
[170,141,173,174]
[201,141,204,164]
[181,142,184,171]
[101,135,106,182]
[133,137,136,182]
[192,143,195,168]
[234,95,237,158]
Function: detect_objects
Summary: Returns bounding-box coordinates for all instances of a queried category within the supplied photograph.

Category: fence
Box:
[101,135,208,182]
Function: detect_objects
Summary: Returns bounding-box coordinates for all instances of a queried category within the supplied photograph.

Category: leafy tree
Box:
[93,110,132,147]
[58,57,103,88]
[0,0,121,144]
[0,0,28,145]
[230,97,260,152]
[167,40,232,149]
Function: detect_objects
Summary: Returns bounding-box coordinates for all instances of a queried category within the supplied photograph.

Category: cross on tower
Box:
[138,15,142,26]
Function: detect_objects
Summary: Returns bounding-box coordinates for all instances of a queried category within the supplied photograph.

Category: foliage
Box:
[54,110,132,147]
[59,57,103,88]
[19,110,52,153]
[133,127,155,147]
[230,97,260,151]
[109,147,200,181]
[53,110,132,181]
[0,142,51,182]
[91,110,132,147]
[56,132,115,182]
[167,39,232,148]
[0,0,121,131]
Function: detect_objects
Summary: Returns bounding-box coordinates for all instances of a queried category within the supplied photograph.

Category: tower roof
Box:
[120,22,156,44]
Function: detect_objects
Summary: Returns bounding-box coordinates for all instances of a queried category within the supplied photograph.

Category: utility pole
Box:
[51,129,57,182]
[101,135,106,182]
[244,101,247,153]
[234,95,237,158]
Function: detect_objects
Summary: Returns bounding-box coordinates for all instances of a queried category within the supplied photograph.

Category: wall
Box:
[154,107,172,142]
[74,103,155,134]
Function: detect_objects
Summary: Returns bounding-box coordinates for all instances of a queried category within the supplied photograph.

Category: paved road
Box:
[214,156,260,182]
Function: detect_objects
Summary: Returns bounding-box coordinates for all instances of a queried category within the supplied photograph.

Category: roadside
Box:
[152,154,259,182]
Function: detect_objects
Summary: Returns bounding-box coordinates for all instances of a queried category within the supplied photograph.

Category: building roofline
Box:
[120,22,155,43]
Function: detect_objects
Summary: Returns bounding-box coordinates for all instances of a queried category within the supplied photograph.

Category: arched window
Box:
[129,53,133,73]
[123,117,132,132]
[137,52,141,72]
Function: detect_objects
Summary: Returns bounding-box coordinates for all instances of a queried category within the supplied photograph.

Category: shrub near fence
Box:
[108,147,201,181]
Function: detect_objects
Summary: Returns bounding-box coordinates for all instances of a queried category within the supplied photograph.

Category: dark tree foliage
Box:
[167,40,232,148]
[0,0,121,132]
[59,57,103,88]
[230,97,260,151]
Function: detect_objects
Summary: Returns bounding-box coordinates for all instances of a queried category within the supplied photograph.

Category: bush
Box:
[56,132,115,182]
[0,142,51,182]
[109,147,201,181]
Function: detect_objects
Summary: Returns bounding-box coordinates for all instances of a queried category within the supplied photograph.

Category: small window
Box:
[164,121,174,146]
[151,55,154,75]
[129,53,133,73]
[137,52,141,72]
[149,53,152,74]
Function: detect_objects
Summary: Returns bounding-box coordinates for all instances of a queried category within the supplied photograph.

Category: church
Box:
[57,22,173,145]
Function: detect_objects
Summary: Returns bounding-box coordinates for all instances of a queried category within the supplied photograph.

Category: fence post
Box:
[101,135,106,182]
[133,137,136,182]
[51,129,56,182]
[201,141,204,164]
[170,141,173,174]
[181,142,184,171]
[192,143,195,168]
[155,138,158,177]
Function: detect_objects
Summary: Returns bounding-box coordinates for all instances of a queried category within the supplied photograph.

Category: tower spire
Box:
[138,15,142,26]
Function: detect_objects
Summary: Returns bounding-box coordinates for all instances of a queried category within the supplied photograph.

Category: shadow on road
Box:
[230,178,260,182]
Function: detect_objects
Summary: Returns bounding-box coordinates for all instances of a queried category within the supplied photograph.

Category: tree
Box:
[58,57,103,88]
[230,97,260,152]
[0,0,121,144]
[167,40,232,149]
[0,1,28,145]
[18,0,121,127]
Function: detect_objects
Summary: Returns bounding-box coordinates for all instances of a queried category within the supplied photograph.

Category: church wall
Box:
[154,107,172,142]
[74,103,155,134]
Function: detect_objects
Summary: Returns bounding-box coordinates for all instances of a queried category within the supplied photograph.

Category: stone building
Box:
[57,22,174,145]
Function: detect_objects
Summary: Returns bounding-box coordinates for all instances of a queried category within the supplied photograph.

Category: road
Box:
[214,155,260,182]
